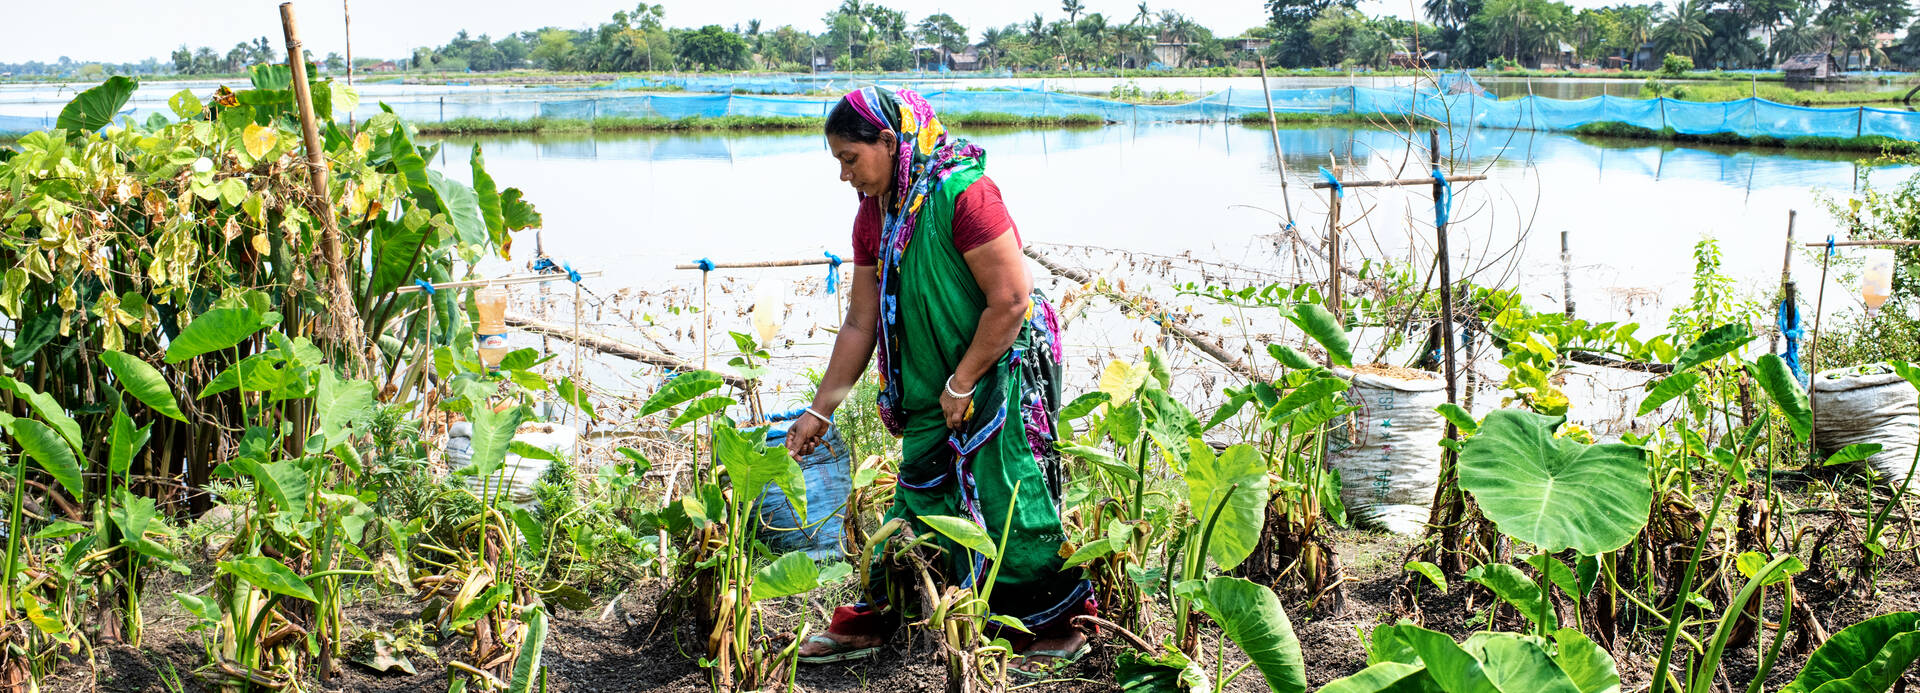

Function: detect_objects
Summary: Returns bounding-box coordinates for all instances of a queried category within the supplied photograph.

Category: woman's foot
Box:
[796,630,886,664]
[1009,628,1091,678]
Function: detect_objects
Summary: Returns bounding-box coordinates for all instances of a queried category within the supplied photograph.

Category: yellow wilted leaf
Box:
[1098,360,1148,405]
[250,232,270,255]
[242,123,278,159]
[353,130,373,155]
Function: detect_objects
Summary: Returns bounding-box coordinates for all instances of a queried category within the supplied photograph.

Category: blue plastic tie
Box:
[694,258,715,272]
[1826,235,1835,256]
[530,257,557,273]
[562,261,581,283]
[824,251,844,294]
[1318,166,1343,198]
[414,279,436,295]
[1432,166,1453,229]
[1777,295,1806,384]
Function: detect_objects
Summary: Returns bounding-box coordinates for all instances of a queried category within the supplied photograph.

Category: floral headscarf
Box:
[838,86,985,436]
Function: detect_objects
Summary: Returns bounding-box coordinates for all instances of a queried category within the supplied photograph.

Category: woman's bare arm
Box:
[942,231,1031,427]
[808,266,882,416]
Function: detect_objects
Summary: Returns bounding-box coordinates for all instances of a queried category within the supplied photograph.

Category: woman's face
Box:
[828,131,897,199]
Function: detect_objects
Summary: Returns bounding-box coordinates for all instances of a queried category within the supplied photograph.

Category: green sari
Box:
[845,86,1088,628]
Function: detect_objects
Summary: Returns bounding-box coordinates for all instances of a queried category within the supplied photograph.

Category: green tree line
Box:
[12,0,1920,80]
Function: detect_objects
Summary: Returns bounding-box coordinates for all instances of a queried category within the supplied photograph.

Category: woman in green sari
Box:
[782,87,1092,674]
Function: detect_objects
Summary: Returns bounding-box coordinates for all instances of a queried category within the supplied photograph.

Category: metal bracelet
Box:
[804,407,833,426]
[944,375,976,399]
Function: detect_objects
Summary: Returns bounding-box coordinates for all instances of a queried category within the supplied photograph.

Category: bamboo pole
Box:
[1310,175,1488,189]
[1773,210,1796,353]
[1257,58,1295,222]
[1561,229,1575,319]
[1327,157,1343,324]
[504,314,749,390]
[281,1,367,373]
[343,0,354,131]
[392,270,605,294]
[1023,247,1258,381]
[1431,130,1460,409]
[673,258,835,270]
[1808,238,1833,465]
[1802,239,1920,247]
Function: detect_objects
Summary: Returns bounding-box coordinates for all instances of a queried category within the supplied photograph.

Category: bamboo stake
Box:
[1802,239,1920,247]
[1808,238,1832,465]
[1327,156,1343,324]
[393,270,605,294]
[1310,175,1488,189]
[1431,130,1460,411]
[281,1,367,374]
[343,0,354,131]
[673,258,835,270]
[1561,229,1575,319]
[1257,58,1295,223]
[1773,210,1796,353]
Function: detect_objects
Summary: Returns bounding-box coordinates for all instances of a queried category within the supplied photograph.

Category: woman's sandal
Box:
[795,634,883,665]
[1008,640,1092,679]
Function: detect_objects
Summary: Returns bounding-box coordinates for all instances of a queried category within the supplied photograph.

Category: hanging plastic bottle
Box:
[751,279,784,347]
[475,284,510,369]
[1862,248,1895,316]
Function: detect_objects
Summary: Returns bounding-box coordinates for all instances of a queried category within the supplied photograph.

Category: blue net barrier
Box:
[13,83,1920,141]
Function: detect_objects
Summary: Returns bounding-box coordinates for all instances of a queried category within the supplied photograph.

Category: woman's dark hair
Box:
[825,97,886,143]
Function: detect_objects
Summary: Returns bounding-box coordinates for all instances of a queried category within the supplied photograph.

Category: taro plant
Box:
[1780,611,1920,693]
[641,367,852,690]
[1320,621,1621,693]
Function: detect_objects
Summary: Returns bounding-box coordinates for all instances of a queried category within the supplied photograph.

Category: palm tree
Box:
[980,26,1011,68]
[1132,2,1153,28]
[1771,4,1819,61]
[1027,13,1047,38]
[1654,0,1711,59]
[1080,13,1110,67]
[1063,0,1085,23]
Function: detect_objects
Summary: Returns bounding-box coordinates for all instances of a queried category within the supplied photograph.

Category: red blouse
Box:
[851,176,1020,266]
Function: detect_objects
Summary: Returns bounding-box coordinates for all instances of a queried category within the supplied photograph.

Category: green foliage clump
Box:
[1661,53,1695,78]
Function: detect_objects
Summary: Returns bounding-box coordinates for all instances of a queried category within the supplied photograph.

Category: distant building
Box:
[916,45,982,71]
[1632,42,1658,71]
[1779,53,1841,81]
[366,61,399,73]
[1152,38,1189,67]
[1226,36,1272,52]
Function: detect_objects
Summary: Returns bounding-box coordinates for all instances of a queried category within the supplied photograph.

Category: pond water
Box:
[435,121,1907,329]
[421,120,1915,432]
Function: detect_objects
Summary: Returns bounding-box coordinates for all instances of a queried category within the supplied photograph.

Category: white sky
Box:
[6,0,1476,65]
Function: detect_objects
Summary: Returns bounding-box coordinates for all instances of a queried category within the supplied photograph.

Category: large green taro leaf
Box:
[1457,410,1651,555]
[1198,577,1306,693]
[57,76,137,133]
[1184,441,1269,571]
[1782,612,1920,693]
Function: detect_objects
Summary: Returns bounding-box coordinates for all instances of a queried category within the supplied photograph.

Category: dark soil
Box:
[40,497,1920,693]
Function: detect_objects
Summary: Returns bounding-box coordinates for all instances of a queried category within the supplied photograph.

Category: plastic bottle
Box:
[1862,248,1894,314]
[475,285,509,368]
[751,280,783,347]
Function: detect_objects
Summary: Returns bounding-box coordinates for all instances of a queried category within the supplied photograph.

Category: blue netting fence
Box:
[532,86,1920,140]
[7,84,1917,140]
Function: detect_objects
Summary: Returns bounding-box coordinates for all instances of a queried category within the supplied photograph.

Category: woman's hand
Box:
[940,375,974,430]
[786,413,828,457]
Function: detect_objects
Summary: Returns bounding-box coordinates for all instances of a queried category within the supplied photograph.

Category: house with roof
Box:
[1778,52,1841,80]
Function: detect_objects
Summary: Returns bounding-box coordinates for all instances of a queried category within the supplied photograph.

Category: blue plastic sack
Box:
[755,423,854,560]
